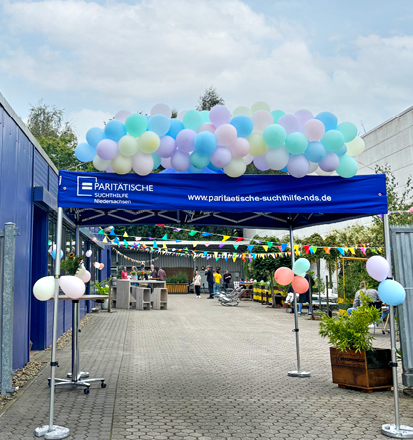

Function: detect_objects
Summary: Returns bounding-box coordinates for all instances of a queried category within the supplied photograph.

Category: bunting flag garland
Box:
[192,242,198,248]
[202,232,212,237]
[247,245,254,252]
[103,237,108,243]
[123,239,128,248]
[263,245,268,252]
[337,247,345,256]
[267,242,273,248]
[153,241,158,249]
[110,228,116,236]
[188,230,198,236]
[98,229,104,235]
[222,236,230,241]
[235,237,244,243]
[233,244,239,250]
[123,232,129,237]
[323,247,331,254]
[161,234,167,240]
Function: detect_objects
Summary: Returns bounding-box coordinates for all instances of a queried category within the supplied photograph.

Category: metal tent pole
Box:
[287,225,310,378]
[35,207,70,439]
[382,214,413,439]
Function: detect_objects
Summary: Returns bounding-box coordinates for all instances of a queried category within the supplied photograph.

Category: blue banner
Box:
[59,171,387,215]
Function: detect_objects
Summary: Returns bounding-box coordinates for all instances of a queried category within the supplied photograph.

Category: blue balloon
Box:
[166,119,184,139]
[75,142,96,162]
[194,131,217,155]
[335,144,348,157]
[200,110,210,123]
[51,249,63,260]
[280,165,288,173]
[315,112,338,132]
[208,162,221,171]
[104,120,127,142]
[230,115,253,138]
[304,141,327,163]
[152,153,161,170]
[86,127,105,148]
[148,114,171,137]
[378,280,406,306]
[188,164,205,173]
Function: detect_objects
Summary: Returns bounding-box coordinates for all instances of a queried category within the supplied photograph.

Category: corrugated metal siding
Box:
[48,168,58,198]
[33,149,48,188]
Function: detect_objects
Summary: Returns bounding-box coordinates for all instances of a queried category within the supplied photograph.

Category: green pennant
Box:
[233,244,239,250]
[188,230,198,236]
[267,242,273,248]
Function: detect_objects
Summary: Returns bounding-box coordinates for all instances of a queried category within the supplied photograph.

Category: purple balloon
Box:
[171,150,190,172]
[176,129,197,153]
[96,139,118,160]
[287,154,310,178]
[105,166,115,173]
[278,114,300,135]
[210,146,232,168]
[294,109,314,129]
[161,157,172,169]
[157,136,176,158]
[319,151,339,172]
[209,105,231,128]
[253,154,270,171]
[366,256,390,282]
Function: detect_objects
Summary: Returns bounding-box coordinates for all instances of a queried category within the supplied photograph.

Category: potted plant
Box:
[165,272,188,293]
[61,252,84,275]
[319,292,392,392]
[130,270,137,280]
[138,270,147,280]
[94,279,109,310]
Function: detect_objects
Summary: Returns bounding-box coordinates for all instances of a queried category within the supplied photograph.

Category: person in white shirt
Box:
[193,271,202,298]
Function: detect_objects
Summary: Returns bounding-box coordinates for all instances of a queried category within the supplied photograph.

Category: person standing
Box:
[205,266,214,299]
[213,269,222,295]
[298,273,314,316]
[121,267,128,279]
[193,270,202,298]
[150,264,158,278]
[223,270,232,289]
[158,267,166,281]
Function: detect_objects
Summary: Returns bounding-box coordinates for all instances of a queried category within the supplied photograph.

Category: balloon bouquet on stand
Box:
[75,102,365,178]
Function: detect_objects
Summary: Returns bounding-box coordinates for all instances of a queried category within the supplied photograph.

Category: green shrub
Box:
[166,272,188,284]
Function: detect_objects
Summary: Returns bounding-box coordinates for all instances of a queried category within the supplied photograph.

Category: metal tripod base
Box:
[382,424,413,438]
[34,425,70,439]
[49,377,106,394]
[288,370,311,378]
[67,371,89,379]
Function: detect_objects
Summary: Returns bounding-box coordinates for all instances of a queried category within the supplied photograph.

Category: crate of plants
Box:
[165,272,189,293]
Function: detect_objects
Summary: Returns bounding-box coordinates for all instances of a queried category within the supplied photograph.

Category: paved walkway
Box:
[0,295,412,439]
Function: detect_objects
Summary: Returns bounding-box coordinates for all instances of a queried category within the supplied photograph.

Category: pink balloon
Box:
[157,136,176,158]
[366,256,390,282]
[302,119,325,142]
[214,124,237,146]
[177,110,186,121]
[294,109,314,129]
[209,105,231,128]
[228,138,250,158]
[59,276,85,299]
[176,129,196,153]
[278,114,300,135]
[292,276,309,294]
[171,150,190,172]
[210,146,232,168]
[274,267,294,286]
[114,110,131,123]
[319,152,339,172]
[99,263,105,270]
[253,154,270,171]
[197,123,216,134]
[96,139,119,160]
[287,154,310,178]
[85,250,92,258]
[81,270,91,283]
[161,157,172,169]
[251,110,273,133]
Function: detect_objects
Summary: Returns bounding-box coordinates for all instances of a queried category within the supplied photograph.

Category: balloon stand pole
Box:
[382,214,413,438]
[287,225,310,378]
[35,208,70,439]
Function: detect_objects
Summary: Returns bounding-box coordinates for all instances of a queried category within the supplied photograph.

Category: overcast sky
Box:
[1,0,412,141]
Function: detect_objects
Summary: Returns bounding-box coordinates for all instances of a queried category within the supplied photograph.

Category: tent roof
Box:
[58,171,387,230]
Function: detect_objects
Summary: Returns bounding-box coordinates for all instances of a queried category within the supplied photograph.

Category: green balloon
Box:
[271,110,285,123]
[337,122,357,143]
[285,132,308,154]
[183,110,202,131]
[200,110,210,123]
[125,114,147,137]
[336,155,358,178]
[321,130,344,152]
[293,258,310,275]
[190,151,210,169]
[263,124,287,148]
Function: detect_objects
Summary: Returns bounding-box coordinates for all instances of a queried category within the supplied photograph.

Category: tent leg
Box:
[382,214,413,439]
[287,226,310,378]
[35,207,70,439]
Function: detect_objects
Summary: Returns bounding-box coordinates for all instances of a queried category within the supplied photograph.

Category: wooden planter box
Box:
[166,283,188,293]
[330,347,392,392]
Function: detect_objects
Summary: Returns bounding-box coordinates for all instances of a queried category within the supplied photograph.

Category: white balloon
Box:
[59,276,85,300]
[316,167,333,176]
[33,276,56,301]
[94,262,101,269]
[81,270,91,283]
[85,250,92,258]
[75,264,86,278]
[346,136,365,156]
[265,147,289,170]
[93,155,111,171]
[197,123,216,134]
[177,110,186,121]
[308,161,318,173]
[111,154,132,174]
[251,110,273,133]
[114,110,131,123]
[243,154,254,165]
[151,103,172,118]
[132,152,154,176]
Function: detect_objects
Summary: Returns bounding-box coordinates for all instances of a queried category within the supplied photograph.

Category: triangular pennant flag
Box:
[103,237,108,243]
[267,242,273,249]
[361,247,366,255]
[203,251,207,256]
[156,224,165,227]
[219,244,225,248]
[282,244,287,251]
[163,243,167,249]
[214,252,218,259]
[252,253,256,260]
[110,228,116,236]
[184,247,189,251]
[222,236,230,241]
[294,245,299,251]
[123,232,129,237]
[263,245,268,252]
[175,240,182,243]
[233,257,236,262]
[304,246,310,254]
[242,253,246,261]
[205,243,210,247]
[161,234,167,240]
[174,228,181,232]
[98,230,104,235]
[278,246,283,252]
[114,237,120,245]
[371,248,378,254]
[233,244,239,250]
[215,257,219,261]
[309,247,314,255]
[188,230,198,236]
[247,245,254,252]
[153,241,158,249]
[235,237,244,243]
[225,257,228,262]
[349,247,355,255]
[135,237,141,241]
[202,232,212,237]
[337,247,345,256]
[344,247,349,254]
[323,247,331,254]
[192,242,198,248]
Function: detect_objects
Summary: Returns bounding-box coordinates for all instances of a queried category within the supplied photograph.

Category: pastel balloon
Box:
[308,162,318,173]
[96,139,118,160]
[194,131,217,155]
[278,114,300,135]
[243,154,254,165]
[336,155,358,178]
[247,133,267,156]
[337,122,357,143]
[183,110,202,131]
[176,129,197,153]
[208,162,221,171]
[80,270,91,283]
[274,267,294,286]
[105,119,127,142]
[177,110,186,121]
[85,250,92,257]
[86,128,105,148]
[335,144,348,157]
[171,150,190,171]
[150,103,171,118]
[125,114,147,137]
[230,116,253,138]
[232,106,251,117]
[210,146,232,168]
[75,143,96,163]
[59,276,85,300]
[152,153,161,170]
[263,124,287,148]
[316,167,333,176]
[190,151,210,169]
[132,152,154,176]
[251,110,273,133]
[93,155,111,172]
[271,110,285,123]
[114,110,132,123]
[346,136,365,156]
[166,119,184,139]
[99,263,105,270]
[33,276,56,301]
[318,152,339,172]
[378,280,406,306]
[197,123,216,134]
[161,157,172,169]
[106,166,115,173]
[251,101,270,113]
[215,124,237,146]
[93,262,101,268]
[287,154,310,178]
[366,256,390,282]
[75,264,86,278]
[285,132,308,155]
[293,258,310,275]
[138,131,160,154]
[321,130,345,152]
[253,154,270,171]
[200,110,210,123]
[304,141,327,163]
[228,138,250,158]
[111,154,132,174]
[223,158,246,178]
[315,112,338,131]
[292,276,309,294]
[302,119,325,142]
[188,165,205,173]
[148,114,170,137]
[209,105,231,127]
[157,136,176,158]
[118,135,139,156]
[265,147,290,170]
[294,109,314,129]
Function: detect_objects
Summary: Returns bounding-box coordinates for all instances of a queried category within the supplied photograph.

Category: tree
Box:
[196,86,225,111]
[171,107,178,119]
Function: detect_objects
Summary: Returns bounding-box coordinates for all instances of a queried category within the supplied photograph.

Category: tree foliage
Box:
[196,86,225,111]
